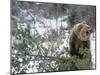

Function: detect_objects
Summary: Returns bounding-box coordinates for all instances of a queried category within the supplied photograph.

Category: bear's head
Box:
[73,21,92,41]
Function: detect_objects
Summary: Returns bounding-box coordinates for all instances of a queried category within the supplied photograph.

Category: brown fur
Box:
[69,21,92,56]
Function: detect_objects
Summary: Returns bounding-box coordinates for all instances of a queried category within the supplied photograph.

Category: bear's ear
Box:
[81,21,86,24]
[74,24,83,36]
[77,24,83,32]
[77,21,86,31]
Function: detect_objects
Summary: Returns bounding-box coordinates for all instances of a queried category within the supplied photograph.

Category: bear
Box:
[69,21,92,57]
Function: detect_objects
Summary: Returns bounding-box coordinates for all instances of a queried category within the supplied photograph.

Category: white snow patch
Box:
[42,42,51,49]
[90,32,96,69]
[33,17,67,35]
[19,58,23,62]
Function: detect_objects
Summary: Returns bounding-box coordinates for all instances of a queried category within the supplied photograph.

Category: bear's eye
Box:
[86,31,89,35]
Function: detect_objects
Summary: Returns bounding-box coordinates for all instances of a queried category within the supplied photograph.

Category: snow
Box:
[90,32,96,69]
[30,16,68,35]
[42,42,51,49]
[19,58,23,62]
